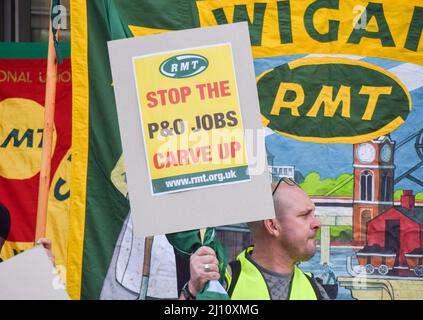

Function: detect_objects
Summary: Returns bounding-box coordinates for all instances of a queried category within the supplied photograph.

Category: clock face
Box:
[356,143,376,163]
[381,144,392,162]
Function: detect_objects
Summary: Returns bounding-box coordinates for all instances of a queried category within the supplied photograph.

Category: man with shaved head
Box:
[181,178,330,300]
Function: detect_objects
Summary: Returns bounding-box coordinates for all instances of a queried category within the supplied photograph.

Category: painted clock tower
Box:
[352,136,395,245]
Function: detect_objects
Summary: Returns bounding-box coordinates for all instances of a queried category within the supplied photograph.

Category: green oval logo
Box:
[258,58,411,144]
[160,54,208,78]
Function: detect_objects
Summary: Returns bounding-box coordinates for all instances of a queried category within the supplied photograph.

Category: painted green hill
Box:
[300,172,353,197]
[394,190,423,200]
[299,172,423,200]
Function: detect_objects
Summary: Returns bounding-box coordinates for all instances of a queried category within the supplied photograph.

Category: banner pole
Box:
[35,0,58,241]
[138,236,154,300]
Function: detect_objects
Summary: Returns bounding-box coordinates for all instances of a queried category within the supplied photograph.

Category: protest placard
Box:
[108,22,274,236]
[0,246,69,300]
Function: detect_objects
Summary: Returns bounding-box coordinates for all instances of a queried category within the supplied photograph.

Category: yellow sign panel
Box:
[133,44,250,194]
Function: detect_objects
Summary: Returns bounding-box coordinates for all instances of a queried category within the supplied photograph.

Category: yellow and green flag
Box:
[69,0,200,300]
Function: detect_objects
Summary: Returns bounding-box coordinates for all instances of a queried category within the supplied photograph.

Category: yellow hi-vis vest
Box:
[225,246,320,300]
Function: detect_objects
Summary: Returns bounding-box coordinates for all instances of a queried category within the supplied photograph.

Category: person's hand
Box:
[188,246,220,297]
[36,238,56,266]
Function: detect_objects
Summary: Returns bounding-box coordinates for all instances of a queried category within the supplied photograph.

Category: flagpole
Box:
[35,0,58,241]
[138,236,154,300]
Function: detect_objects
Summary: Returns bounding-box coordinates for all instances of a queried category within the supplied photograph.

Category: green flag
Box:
[166,228,230,300]
[68,0,199,300]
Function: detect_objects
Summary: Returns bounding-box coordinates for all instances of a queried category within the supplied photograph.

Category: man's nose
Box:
[311,215,321,230]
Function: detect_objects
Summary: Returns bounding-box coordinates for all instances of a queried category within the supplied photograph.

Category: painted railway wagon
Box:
[356,251,396,275]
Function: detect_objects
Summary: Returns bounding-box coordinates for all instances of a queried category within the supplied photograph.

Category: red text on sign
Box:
[195,80,231,100]
[146,86,192,108]
[153,146,212,169]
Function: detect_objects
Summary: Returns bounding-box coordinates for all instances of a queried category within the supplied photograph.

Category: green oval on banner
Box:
[258,58,411,144]
[159,54,208,78]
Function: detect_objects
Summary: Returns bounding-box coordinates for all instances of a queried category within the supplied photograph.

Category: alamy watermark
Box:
[353,5,367,30]
[52,4,68,30]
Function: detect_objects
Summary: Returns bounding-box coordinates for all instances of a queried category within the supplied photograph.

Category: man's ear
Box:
[263,218,280,237]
